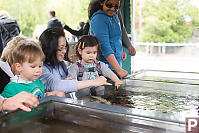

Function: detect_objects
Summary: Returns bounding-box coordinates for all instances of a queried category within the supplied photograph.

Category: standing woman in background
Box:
[88,0,135,79]
[88,0,136,57]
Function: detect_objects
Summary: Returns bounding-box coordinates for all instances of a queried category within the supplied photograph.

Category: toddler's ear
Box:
[14,63,22,72]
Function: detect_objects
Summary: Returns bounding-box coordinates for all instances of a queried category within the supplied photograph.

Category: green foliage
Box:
[52,0,90,27]
[140,0,199,43]
[0,0,90,36]
[1,0,199,43]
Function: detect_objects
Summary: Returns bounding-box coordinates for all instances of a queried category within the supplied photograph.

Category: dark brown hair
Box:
[75,35,100,60]
[88,0,123,20]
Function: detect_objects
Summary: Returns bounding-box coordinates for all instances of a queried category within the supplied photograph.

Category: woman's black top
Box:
[64,22,89,37]
[0,67,10,94]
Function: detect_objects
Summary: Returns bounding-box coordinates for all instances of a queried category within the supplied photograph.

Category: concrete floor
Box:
[132,53,199,73]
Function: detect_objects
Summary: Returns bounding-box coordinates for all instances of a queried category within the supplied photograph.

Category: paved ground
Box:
[132,53,199,73]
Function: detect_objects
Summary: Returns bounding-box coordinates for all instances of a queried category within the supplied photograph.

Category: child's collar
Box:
[80,60,97,64]
[10,75,34,83]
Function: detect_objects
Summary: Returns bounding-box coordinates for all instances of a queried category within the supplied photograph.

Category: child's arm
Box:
[46,91,65,97]
[99,61,122,88]
[109,72,123,88]
[77,76,111,89]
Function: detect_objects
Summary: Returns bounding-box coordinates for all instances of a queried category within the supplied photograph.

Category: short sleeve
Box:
[1,82,17,98]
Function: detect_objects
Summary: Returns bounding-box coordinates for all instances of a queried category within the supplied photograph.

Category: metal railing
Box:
[133,42,199,55]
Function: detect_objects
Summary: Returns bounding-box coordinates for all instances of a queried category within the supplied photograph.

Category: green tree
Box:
[140,0,199,43]
[51,0,90,27]
[0,0,90,36]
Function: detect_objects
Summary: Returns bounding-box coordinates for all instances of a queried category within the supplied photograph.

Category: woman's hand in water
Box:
[94,76,112,87]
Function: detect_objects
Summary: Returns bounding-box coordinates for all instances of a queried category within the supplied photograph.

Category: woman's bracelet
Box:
[0,98,8,114]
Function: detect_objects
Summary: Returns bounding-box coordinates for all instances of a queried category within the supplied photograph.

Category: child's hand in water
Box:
[94,76,112,87]
[115,80,123,88]
[46,91,65,97]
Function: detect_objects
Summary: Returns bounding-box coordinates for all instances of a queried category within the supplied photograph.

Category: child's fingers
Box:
[19,103,32,112]
[115,84,120,89]
[19,105,31,112]
[104,83,112,86]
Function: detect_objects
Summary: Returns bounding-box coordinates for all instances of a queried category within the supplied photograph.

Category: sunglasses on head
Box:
[105,2,120,10]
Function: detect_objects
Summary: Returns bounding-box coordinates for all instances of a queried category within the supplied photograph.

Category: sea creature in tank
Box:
[91,96,111,105]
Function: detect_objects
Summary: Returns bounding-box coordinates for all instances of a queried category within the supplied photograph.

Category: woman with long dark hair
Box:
[39,28,110,95]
